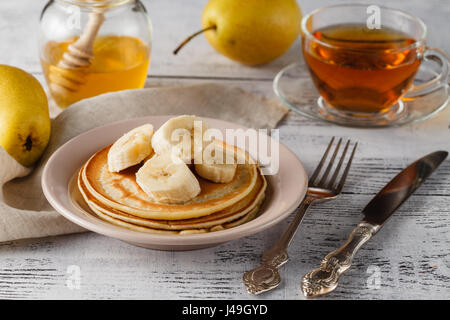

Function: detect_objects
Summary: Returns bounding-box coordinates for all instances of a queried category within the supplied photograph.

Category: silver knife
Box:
[300,150,448,298]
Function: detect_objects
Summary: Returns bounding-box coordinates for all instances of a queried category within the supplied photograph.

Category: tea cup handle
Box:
[405,47,449,98]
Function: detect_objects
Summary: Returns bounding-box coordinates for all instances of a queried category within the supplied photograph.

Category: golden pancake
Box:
[82,144,258,220]
[87,195,264,235]
[78,169,266,231]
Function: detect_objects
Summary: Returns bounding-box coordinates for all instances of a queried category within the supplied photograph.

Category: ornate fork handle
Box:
[243,197,313,295]
[301,222,379,298]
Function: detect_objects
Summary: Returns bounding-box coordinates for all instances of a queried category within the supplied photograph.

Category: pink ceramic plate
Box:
[42,116,308,250]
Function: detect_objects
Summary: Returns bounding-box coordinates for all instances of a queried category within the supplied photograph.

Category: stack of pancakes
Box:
[78,144,266,235]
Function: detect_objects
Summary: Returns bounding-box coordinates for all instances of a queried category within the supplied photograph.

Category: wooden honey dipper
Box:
[48,7,106,99]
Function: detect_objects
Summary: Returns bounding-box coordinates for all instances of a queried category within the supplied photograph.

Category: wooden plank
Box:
[0,193,448,300]
[0,0,449,300]
[3,71,450,301]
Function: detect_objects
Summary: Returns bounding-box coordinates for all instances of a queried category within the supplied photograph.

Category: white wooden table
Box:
[0,0,449,300]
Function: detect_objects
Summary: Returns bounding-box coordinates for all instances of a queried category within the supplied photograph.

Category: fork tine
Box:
[327,139,350,189]
[309,137,335,185]
[318,138,342,185]
[335,142,358,193]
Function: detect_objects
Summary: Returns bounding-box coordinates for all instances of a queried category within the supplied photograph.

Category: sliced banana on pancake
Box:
[108,124,154,172]
[152,115,210,163]
[195,163,237,183]
[136,153,200,204]
[195,142,237,183]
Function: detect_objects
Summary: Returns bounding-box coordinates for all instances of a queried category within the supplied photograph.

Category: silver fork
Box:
[243,137,357,295]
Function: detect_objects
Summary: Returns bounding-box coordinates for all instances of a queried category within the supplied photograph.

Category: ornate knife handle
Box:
[301,222,379,298]
[243,198,313,295]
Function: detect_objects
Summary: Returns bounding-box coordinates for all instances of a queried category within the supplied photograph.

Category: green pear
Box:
[174,0,302,65]
[0,65,51,167]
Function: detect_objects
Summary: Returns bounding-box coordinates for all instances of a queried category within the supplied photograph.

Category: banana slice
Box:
[195,163,237,183]
[107,124,154,173]
[136,153,201,204]
[195,141,237,183]
[151,115,210,163]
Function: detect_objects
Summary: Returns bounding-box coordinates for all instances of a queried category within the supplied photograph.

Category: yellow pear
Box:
[0,65,51,167]
[174,0,302,65]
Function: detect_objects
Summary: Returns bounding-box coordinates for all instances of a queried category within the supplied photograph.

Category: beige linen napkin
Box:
[0,83,288,242]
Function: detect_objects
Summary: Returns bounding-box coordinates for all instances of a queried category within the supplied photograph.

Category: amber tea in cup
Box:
[303,24,421,114]
[298,4,449,125]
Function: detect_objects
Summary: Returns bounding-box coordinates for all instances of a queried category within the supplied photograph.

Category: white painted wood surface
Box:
[0,0,449,300]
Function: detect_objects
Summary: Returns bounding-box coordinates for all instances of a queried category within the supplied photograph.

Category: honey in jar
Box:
[39,0,152,108]
[41,35,150,108]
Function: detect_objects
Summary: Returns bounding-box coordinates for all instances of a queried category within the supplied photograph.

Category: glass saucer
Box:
[273,62,449,128]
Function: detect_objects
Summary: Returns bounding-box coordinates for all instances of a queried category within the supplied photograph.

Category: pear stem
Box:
[173,25,217,55]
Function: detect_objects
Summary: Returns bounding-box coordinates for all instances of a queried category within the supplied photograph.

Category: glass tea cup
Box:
[277,4,449,127]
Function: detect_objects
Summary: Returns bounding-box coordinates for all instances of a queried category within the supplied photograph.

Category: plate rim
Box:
[42,115,308,247]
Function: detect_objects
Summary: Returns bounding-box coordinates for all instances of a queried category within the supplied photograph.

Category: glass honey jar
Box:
[39,0,152,108]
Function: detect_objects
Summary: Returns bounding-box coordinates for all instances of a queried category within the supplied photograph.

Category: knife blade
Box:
[362,150,448,226]
[301,150,448,298]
